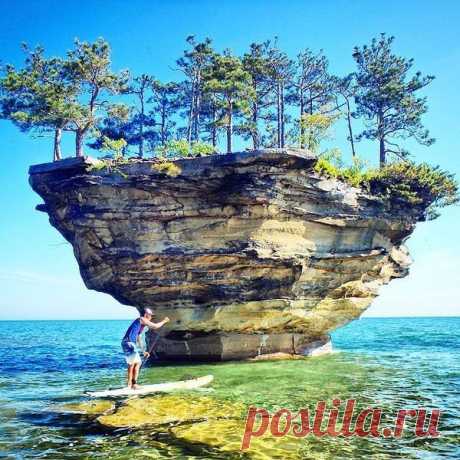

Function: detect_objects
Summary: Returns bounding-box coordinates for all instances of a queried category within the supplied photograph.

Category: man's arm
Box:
[140,317,170,329]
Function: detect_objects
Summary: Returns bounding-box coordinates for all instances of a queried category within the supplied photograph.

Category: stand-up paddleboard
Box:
[85,375,214,398]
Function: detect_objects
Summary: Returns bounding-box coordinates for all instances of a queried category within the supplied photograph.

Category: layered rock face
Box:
[29,149,423,361]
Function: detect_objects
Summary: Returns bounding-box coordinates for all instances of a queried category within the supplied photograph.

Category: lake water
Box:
[0,317,458,459]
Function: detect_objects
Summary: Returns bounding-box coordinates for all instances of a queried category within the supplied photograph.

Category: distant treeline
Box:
[0,34,434,166]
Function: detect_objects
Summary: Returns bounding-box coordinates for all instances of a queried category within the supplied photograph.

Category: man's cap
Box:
[143,307,154,315]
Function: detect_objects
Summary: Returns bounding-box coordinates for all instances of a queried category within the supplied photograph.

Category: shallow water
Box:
[0,317,458,459]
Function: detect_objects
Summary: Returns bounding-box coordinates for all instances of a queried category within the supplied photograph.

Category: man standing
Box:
[121,308,169,389]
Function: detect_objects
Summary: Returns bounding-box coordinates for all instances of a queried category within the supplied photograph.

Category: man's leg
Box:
[132,362,141,389]
[133,363,141,385]
[127,364,134,388]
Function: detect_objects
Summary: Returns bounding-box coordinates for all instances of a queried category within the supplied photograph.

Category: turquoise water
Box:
[0,317,459,459]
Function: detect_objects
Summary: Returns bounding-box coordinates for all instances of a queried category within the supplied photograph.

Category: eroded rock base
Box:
[148,331,331,362]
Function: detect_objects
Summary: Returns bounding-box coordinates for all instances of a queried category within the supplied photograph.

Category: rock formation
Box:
[29,149,424,361]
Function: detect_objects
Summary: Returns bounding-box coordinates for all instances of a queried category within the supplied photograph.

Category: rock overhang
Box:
[29,149,422,361]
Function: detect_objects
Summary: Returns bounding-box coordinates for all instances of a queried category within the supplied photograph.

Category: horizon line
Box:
[0,315,459,322]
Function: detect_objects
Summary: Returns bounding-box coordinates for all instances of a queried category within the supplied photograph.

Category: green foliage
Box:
[150,80,180,148]
[0,45,82,159]
[156,139,215,159]
[191,141,215,156]
[290,49,335,149]
[203,53,252,104]
[3,35,456,222]
[100,136,127,160]
[203,51,255,152]
[315,151,458,219]
[368,162,459,219]
[2,34,437,167]
[87,135,129,178]
[156,139,190,158]
[0,39,129,159]
[315,149,369,187]
[65,38,129,156]
[86,160,107,172]
[353,34,435,164]
[241,41,275,148]
[176,36,215,143]
[106,104,130,121]
[66,38,128,95]
[86,153,129,179]
[298,113,337,153]
[152,161,182,177]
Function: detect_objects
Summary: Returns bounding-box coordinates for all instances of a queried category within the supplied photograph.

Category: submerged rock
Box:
[171,419,305,460]
[60,399,115,416]
[29,149,424,361]
[96,394,244,429]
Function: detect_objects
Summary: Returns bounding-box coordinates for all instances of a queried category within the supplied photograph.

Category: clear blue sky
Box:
[0,0,459,319]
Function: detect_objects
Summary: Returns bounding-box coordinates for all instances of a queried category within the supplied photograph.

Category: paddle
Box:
[142,331,161,365]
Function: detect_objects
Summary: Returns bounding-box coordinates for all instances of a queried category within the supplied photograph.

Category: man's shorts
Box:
[121,340,142,365]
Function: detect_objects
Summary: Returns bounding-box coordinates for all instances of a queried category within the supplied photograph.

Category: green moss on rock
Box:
[97,394,245,429]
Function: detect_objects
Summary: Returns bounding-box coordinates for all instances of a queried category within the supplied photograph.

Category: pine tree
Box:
[0,45,80,160]
[199,90,221,148]
[125,74,156,157]
[266,41,294,148]
[65,38,129,157]
[242,41,274,150]
[176,36,214,144]
[290,49,334,149]
[352,34,435,166]
[331,74,357,157]
[150,80,180,147]
[203,51,254,153]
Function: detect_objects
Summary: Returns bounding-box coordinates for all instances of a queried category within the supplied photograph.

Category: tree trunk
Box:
[379,137,386,167]
[280,81,285,148]
[194,91,200,141]
[53,128,62,161]
[277,82,282,148]
[252,101,259,150]
[345,98,356,158]
[211,105,217,147]
[378,110,385,167]
[307,89,315,150]
[252,81,259,150]
[139,124,144,157]
[139,94,145,158]
[299,95,305,149]
[75,130,84,157]
[227,101,233,154]
[161,108,166,145]
[187,84,195,144]
[193,72,202,142]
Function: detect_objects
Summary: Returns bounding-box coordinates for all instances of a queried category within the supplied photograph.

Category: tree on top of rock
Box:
[331,74,358,157]
[124,74,157,157]
[352,33,435,167]
[150,80,180,148]
[203,51,254,153]
[65,38,129,157]
[242,41,275,150]
[265,40,294,149]
[176,36,215,144]
[289,49,334,149]
[0,44,80,161]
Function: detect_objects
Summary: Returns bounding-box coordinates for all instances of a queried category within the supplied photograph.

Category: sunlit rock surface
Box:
[171,419,306,460]
[61,400,115,416]
[29,149,423,361]
[97,394,244,428]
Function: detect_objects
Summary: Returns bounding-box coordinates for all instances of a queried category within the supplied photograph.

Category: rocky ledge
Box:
[29,149,424,361]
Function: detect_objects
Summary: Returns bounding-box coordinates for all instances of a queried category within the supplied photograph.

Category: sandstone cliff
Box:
[29,149,424,361]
